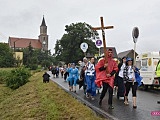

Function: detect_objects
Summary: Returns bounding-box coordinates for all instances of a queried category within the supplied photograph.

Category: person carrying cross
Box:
[95,49,118,109]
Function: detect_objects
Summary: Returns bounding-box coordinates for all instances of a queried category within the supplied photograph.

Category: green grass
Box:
[0,68,15,70]
[0,71,105,120]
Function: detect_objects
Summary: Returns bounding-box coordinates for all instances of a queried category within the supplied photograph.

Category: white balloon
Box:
[80,42,88,52]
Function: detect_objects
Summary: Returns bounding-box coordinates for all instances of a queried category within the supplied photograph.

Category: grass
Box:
[0,71,105,120]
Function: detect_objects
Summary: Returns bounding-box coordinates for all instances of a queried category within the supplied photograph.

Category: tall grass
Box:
[0,71,104,120]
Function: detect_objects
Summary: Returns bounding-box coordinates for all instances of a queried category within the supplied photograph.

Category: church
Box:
[8,16,49,51]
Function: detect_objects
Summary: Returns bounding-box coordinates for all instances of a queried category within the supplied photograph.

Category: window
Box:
[136,61,141,69]
[142,59,147,66]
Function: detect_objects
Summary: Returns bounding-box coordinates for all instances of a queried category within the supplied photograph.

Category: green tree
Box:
[22,45,55,69]
[0,43,15,67]
[55,22,98,64]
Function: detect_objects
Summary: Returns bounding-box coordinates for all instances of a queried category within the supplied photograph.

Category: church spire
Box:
[41,15,46,26]
[39,15,48,51]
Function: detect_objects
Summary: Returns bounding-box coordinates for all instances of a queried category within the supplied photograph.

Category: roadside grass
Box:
[0,68,15,70]
[0,71,104,120]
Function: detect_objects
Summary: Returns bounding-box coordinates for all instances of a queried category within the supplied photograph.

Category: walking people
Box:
[51,66,57,78]
[80,57,88,94]
[95,49,118,109]
[123,58,139,108]
[78,66,86,94]
[115,56,127,99]
[63,65,69,81]
[82,57,88,68]
[56,66,59,78]
[85,58,96,100]
[67,63,79,92]
[60,66,64,78]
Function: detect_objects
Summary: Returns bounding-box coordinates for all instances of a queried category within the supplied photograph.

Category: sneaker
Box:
[108,105,114,109]
[124,101,129,105]
[91,96,95,100]
[86,93,90,98]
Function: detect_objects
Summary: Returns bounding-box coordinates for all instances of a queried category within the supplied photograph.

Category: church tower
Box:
[39,16,48,51]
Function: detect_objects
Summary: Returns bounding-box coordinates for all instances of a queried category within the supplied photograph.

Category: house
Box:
[8,16,49,51]
[118,49,138,59]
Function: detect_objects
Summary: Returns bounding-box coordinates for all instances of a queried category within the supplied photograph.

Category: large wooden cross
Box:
[92,17,114,73]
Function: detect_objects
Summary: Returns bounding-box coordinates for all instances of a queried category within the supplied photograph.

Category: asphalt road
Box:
[48,71,160,120]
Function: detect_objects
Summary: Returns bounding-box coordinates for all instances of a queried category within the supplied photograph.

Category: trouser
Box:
[100,82,113,105]
[83,78,87,94]
[68,76,78,86]
[117,76,125,96]
[61,71,64,78]
[85,75,96,96]
[52,73,56,78]
[125,82,138,97]
[64,72,69,80]
[56,72,59,77]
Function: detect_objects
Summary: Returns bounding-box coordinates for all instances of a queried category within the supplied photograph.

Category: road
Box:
[48,71,160,120]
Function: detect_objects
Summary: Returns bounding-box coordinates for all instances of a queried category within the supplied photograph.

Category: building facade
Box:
[8,16,48,51]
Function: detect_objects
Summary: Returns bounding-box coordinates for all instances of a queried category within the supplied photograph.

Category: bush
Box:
[29,64,38,70]
[6,67,31,90]
[0,70,11,84]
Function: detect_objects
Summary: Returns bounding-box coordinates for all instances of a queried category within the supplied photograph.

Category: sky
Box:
[0,0,160,54]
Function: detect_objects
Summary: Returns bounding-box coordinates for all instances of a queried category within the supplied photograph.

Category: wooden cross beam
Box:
[92,17,114,73]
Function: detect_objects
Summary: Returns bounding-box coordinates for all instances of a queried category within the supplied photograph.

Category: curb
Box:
[51,79,119,120]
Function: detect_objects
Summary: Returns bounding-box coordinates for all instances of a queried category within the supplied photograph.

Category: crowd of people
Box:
[44,48,143,109]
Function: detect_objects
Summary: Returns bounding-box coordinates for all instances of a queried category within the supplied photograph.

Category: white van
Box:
[136,52,160,89]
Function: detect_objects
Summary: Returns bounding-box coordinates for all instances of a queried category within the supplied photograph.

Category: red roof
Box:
[8,37,42,49]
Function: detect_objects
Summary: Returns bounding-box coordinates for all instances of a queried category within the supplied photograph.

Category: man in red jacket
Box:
[95,49,118,109]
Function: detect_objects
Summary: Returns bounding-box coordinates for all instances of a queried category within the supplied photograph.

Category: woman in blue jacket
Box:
[67,63,79,92]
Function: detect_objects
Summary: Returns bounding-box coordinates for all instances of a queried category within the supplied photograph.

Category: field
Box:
[0,70,104,120]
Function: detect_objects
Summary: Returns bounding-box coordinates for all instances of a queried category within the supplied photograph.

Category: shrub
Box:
[0,70,11,84]
[6,67,31,89]
[29,64,38,70]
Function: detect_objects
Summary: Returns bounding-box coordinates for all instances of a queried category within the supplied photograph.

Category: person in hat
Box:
[95,49,118,109]
[123,58,138,108]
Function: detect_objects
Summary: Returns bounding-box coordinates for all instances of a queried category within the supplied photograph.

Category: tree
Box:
[0,43,15,67]
[22,44,55,69]
[55,22,98,64]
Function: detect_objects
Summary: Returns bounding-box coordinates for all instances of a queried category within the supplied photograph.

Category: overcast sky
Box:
[0,0,160,54]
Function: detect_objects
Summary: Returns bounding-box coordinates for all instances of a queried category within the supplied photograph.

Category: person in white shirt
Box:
[85,58,96,100]
[123,58,138,109]
[80,57,88,94]
[115,56,127,99]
